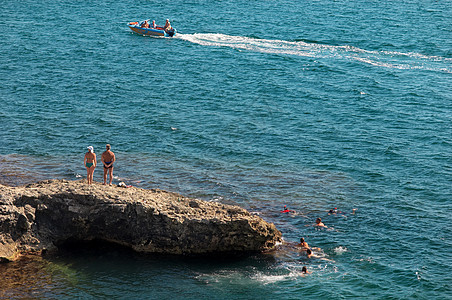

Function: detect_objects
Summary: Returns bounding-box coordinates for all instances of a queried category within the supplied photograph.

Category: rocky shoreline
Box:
[0,179,281,262]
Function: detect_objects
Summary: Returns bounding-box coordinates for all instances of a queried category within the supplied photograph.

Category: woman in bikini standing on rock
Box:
[84,146,96,184]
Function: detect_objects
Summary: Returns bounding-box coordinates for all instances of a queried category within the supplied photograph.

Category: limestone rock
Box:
[0,180,281,261]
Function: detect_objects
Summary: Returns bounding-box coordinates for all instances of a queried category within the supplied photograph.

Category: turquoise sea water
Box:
[1,0,451,298]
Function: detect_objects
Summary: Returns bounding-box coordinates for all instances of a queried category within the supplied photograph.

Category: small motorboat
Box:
[128,20,176,37]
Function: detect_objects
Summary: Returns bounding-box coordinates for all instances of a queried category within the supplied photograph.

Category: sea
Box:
[0,0,451,298]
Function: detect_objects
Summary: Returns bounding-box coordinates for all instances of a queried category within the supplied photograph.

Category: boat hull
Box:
[128,24,176,37]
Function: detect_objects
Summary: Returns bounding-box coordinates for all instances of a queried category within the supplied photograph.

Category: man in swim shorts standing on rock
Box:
[101,144,115,185]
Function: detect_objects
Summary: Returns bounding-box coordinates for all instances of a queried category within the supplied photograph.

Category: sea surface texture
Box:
[1,0,451,298]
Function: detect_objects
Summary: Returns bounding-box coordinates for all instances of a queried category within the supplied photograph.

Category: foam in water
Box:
[333,246,348,255]
[196,267,307,287]
[176,33,451,73]
[251,271,299,284]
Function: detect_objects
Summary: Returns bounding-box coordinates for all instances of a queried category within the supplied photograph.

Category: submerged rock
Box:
[0,180,281,262]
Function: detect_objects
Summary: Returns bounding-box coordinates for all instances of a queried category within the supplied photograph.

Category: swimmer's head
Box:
[106,144,111,150]
[300,238,305,243]
[306,248,312,255]
[316,218,322,223]
[87,146,94,153]
[302,266,307,273]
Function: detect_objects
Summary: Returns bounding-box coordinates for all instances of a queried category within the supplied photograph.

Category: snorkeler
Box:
[280,205,294,213]
[328,207,338,214]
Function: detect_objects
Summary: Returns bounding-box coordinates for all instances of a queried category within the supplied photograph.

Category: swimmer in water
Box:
[315,217,326,227]
[297,237,310,249]
[310,248,335,262]
[328,207,338,214]
[301,266,311,274]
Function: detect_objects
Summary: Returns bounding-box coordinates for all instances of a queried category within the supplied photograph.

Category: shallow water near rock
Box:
[1,0,451,298]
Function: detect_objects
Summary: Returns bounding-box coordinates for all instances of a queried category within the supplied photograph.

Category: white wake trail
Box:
[176,33,451,73]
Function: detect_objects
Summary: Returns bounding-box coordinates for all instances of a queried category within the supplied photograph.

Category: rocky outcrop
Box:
[0,180,281,262]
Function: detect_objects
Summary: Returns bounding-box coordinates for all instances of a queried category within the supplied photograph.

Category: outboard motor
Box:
[167,28,176,37]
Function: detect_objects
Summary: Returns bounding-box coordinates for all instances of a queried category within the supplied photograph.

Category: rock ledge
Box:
[0,180,281,261]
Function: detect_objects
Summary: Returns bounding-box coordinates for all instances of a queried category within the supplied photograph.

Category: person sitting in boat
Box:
[152,20,156,28]
[141,20,150,28]
[163,19,172,32]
